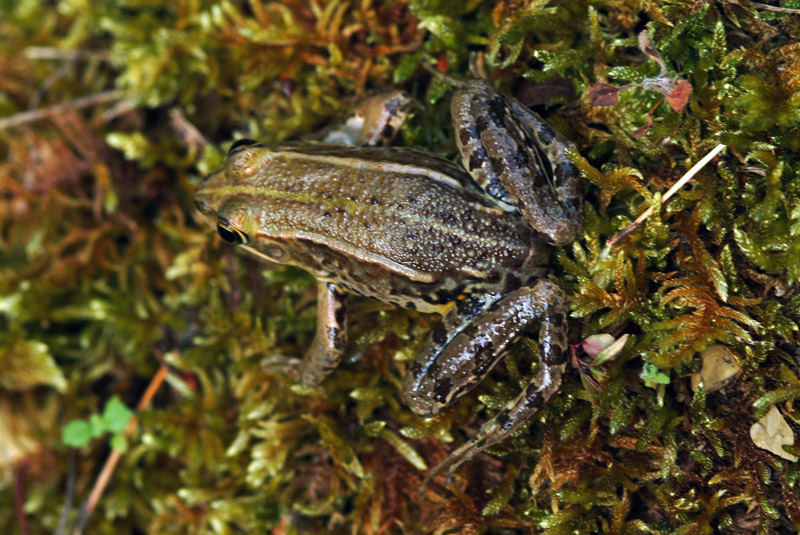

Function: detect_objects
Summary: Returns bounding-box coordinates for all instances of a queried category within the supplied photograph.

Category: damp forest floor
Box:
[2,1,800,534]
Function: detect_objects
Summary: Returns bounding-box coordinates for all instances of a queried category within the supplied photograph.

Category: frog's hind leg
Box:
[451,80,583,245]
[412,280,569,493]
[300,282,349,387]
[403,291,503,416]
[506,96,583,239]
[319,91,412,147]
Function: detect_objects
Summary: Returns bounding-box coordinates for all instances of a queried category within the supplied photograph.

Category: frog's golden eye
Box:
[227,139,262,157]
[217,217,250,244]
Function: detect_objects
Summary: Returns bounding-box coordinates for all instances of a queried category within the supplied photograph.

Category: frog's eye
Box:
[217,217,250,244]
[227,139,261,157]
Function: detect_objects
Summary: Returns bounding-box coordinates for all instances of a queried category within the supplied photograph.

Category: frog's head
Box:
[194,139,297,265]
[195,139,257,240]
[196,195,296,266]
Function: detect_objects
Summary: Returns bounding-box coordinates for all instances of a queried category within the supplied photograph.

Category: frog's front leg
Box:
[300,282,348,387]
[300,92,410,384]
[403,280,569,486]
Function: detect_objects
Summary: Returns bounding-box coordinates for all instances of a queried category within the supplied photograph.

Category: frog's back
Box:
[209,144,547,310]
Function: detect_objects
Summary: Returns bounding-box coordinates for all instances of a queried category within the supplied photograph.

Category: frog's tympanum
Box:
[194,79,583,486]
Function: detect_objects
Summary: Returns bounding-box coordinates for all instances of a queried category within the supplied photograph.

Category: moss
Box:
[1,0,800,533]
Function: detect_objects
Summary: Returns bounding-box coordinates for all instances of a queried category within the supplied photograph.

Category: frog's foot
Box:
[419,360,565,497]
[319,90,411,147]
[404,280,568,418]
[260,355,303,381]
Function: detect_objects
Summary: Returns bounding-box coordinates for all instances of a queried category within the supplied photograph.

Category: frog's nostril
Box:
[195,200,210,213]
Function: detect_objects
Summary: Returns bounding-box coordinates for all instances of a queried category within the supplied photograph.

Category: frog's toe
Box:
[402,386,442,418]
[259,355,303,381]
[417,437,483,500]
[418,459,455,500]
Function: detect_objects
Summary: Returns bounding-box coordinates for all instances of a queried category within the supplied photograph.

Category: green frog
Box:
[194,79,583,486]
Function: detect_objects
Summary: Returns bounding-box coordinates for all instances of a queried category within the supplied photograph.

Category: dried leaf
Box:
[638,30,666,74]
[593,334,629,365]
[588,83,620,106]
[750,406,798,462]
[666,78,692,112]
[581,334,616,358]
[691,345,741,391]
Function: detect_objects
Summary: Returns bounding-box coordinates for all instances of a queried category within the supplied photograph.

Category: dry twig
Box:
[72,365,168,535]
[607,144,726,247]
[0,90,121,130]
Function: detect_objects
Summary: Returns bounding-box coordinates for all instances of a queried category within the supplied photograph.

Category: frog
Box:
[193,78,583,488]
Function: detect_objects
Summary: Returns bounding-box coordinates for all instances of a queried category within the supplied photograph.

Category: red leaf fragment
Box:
[435,54,449,72]
[666,78,692,113]
[588,83,620,107]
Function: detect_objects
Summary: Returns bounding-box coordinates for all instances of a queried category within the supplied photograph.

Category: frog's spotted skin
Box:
[452,79,582,245]
[199,143,550,311]
[194,80,583,488]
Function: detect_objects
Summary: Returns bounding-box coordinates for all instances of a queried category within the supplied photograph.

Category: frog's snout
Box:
[194,168,226,215]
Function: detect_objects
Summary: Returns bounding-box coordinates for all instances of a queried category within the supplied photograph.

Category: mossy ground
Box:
[1,1,800,533]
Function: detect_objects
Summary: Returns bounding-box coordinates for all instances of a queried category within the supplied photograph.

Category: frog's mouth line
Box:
[239,245,275,263]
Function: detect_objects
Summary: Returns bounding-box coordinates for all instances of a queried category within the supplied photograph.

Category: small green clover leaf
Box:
[62,420,93,448]
[641,362,671,388]
[103,396,134,434]
[61,395,134,450]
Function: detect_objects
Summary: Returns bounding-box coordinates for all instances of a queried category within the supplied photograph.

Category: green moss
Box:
[2,0,800,533]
